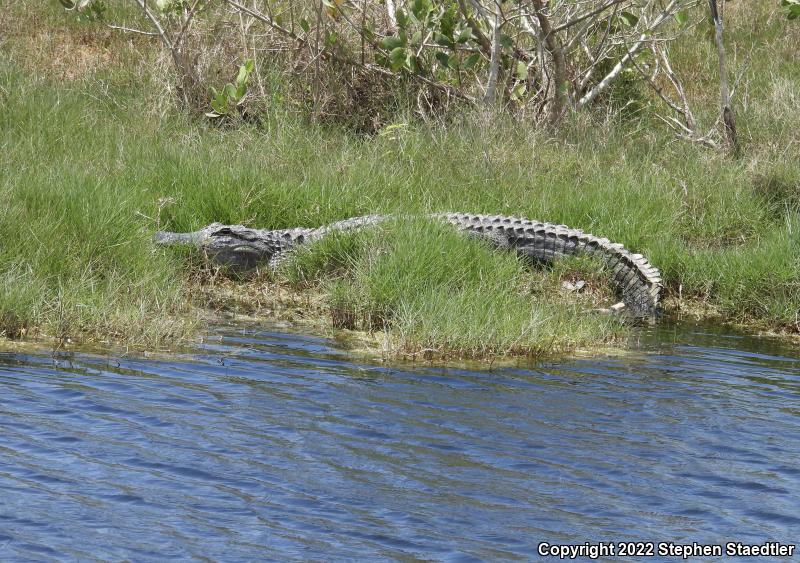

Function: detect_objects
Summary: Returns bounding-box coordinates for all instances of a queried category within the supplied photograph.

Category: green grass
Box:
[0,0,798,355]
[280,220,623,358]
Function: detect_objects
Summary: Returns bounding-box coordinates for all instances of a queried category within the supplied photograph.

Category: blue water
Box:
[1,324,798,561]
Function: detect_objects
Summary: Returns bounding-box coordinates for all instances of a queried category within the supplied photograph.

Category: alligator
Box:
[154,213,662,317]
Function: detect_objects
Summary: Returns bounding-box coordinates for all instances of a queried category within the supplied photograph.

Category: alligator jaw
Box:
[153,223,225,247]
[153,230,199,246]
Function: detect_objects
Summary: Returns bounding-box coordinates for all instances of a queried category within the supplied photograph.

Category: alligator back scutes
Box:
[434,213,661,316]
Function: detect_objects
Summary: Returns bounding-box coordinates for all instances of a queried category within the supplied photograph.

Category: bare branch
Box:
[457,0,492,54]
[105,24,159,37]
[552,0,627,33]
[133,0,173,50]
[174,0,205,49]
[226,0,300,40]
[385,0,398,32]
[709,0,737,152]
[533,0,567,123]
[484,2,502,104]
[577,0,687,109]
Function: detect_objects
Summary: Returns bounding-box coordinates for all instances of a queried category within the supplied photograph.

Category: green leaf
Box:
[236,66,248,85]
[405,52,419,73]
[435,51,451,68]
[515,61,528,80]
[435,33,454,48]
[411,0,431,20]
[395,8,408,29]
[211,98,227,114]
[620,11,639,26]
[388,47,407,71]
[510,83,526,100]
[224,83,237,101]
[375,52,389,68]
[299,18,310,33]
[381,36,405,50]
[499,34,514,49]
[462,53,480,70]
[244,59,255,73]
[439,5,457,38]
[674,10,688,25]
[457,28,472,43]
[326,31,338,46]
[782,0,800,19]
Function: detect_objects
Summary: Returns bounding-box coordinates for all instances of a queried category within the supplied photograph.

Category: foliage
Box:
[781,0,800,19]
[58,0,106,22]
[376,0,478,77]
[52,0,705,130]
[206,59,255,119]
[155,0,191,14]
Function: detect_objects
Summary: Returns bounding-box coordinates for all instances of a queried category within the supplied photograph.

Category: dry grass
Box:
[0,6,149,80]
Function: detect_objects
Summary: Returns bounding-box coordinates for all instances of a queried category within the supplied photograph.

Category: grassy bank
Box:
[0,1,798,358]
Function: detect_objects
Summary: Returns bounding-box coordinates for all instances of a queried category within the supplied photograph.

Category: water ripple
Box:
[1,323,799,560]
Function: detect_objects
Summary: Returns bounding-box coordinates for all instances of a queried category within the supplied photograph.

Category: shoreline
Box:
[2,281,796,364]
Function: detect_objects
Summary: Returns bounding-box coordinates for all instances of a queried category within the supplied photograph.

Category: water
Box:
[1,324,799,561]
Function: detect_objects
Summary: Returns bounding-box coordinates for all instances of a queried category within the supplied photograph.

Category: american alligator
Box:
[155,213,662,317]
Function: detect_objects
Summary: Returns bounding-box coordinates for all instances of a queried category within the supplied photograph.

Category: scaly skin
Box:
[154,213,662,317]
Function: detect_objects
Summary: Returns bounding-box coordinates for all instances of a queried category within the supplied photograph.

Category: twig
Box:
[133,0,174,50]
[709,0,737,152]
[533,0,567,123]
[552,0,627,33]
[174,0,204,49]
[484,2,502,104]
[226,0,299,40]
[105,23,159,36]
[385,0,398,32]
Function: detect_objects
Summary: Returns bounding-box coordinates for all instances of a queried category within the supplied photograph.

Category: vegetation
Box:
[278,221,622,357]
[0,0,797,358]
